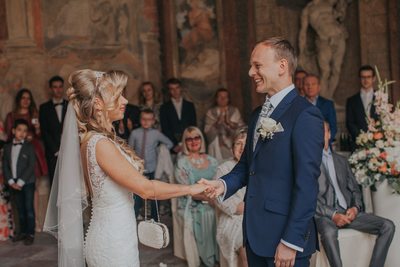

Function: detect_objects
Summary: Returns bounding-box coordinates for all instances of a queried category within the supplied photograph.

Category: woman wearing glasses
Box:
[175,126,219,267]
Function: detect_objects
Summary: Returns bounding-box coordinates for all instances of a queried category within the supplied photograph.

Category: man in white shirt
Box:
[160,78,197,154]
[346,65,379,150]
[316,121,395,267]
[39,76,68,185]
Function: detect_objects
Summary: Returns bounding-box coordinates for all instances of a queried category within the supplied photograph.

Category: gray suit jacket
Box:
[2,142,36,185]
[316,151,363,219]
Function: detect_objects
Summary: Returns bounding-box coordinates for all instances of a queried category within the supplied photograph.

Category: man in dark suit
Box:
[39,76,68,185]
[202,37,324,267]
[3,119,36,245]
[346,65,379,150]
[114,103,140,141]
[160,78,197,153]
[304,74,337,144]
[315,121,395,267]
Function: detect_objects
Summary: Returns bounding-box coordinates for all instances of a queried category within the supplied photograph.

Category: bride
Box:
[44,69,210,267]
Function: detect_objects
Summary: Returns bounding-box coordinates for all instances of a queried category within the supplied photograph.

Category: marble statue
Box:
[299,0,350,99]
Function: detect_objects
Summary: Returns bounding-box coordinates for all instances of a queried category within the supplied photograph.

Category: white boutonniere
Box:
[257,117,284,140]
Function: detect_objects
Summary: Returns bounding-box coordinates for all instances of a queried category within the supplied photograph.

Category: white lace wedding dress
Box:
[84,134,140,267]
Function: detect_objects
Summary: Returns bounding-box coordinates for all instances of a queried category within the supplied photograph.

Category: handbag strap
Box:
[144,181,160,222]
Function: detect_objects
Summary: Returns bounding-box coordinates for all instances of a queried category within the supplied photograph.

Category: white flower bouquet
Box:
[349,67,400,194]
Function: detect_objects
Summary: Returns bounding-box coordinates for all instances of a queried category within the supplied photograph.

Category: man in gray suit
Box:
[315,121,395,267]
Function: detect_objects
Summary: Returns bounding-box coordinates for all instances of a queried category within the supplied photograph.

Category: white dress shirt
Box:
[8,139,26,187]
[53,98,63,122]
[322,148,347,209]
[171,97,183,120]
[360,88,374,115]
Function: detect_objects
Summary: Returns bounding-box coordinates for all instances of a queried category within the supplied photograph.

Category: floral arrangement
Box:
[349,68,400,194]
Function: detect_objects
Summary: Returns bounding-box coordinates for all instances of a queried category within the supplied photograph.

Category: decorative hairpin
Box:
[94,71,105,79]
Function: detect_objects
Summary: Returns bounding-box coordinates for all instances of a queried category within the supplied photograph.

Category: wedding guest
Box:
[346,65,379,150]
[128,109,173,220]
[204,88,244,162]
[294,69,307,96]
[214,127,248,267]
[39,75,68,185]
[175,126,218,267]
[304,74,337,144]
[315,121,395,267]
[138,81,162,129]
[5,88,47,232]
[2,119,36,245]
[160,78,197,154]
[114,103,141,141]
[0,121,14,241]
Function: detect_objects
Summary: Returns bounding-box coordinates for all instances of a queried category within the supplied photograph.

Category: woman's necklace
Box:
[189,155,205,166]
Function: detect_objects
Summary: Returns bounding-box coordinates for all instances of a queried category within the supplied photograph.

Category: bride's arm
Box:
[96,139,207,200]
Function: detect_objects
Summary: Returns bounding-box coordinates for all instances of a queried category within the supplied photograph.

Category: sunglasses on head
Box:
[185,136,201,143]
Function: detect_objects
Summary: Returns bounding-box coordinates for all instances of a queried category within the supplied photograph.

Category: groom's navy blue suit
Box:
[221,89,324,262]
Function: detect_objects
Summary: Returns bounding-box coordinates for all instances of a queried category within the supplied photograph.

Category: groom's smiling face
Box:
[249,44,281,95]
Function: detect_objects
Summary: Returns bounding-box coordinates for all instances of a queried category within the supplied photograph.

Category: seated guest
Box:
[304,74,337,144]
[160,78,197,154]
[2,119,36,245]
[346,65,379,150]
[128,109,173,220]
[138,81,162,129]
[114,89,141,141]
[294,69,307,96]
[175,126,218,267]
[204,88,244,162]
[214,127,248,267]
[315,121,395,267]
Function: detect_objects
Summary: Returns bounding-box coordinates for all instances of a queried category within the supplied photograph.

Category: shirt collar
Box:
[360,88,374,96]
[322,147,332,157]
[52,98,64,104]
[171,97,183,104]
[13,138,25,145]
[268,84,295,109]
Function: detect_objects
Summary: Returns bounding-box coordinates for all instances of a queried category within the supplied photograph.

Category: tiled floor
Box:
[0,217,187,267]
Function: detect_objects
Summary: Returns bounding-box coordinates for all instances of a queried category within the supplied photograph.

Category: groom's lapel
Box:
[253,89,298,159]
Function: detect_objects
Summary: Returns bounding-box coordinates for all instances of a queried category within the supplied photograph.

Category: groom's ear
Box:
[278,58,289,76]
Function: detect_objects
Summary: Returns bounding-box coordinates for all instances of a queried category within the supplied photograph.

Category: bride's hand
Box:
[189,183,214,196]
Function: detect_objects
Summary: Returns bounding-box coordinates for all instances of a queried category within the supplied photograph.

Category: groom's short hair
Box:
[257,37,297,76]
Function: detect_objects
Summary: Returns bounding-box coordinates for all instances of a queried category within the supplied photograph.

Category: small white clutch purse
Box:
[137,198,170,249]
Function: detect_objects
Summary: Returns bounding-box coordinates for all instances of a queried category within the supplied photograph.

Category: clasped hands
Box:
[333,207,358,227]
[195,179,225,199]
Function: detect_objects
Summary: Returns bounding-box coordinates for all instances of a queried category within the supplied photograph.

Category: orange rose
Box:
[378,162,387,173]
[379,152,387,160]
[373,132,384,140]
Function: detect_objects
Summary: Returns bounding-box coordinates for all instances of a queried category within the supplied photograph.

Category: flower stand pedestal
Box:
[372,180,400,267]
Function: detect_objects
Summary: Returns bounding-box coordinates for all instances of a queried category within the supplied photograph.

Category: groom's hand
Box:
[197,179,225,198]
[274,242,296,267]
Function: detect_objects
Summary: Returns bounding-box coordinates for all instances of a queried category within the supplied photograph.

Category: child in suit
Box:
[2,119,36,245]
[129,109,173,220]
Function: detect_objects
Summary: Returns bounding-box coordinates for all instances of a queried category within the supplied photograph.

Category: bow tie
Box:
[13,142,23,146]
[54,102,63,107]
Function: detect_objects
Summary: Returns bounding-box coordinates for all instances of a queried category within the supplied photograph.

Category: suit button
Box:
[249,171,255,176]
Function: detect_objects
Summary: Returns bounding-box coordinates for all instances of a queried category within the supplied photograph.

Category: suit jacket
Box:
[159,99,197,146]
[113,104,141,140]
[346,92,378,144]
[221,89,324,257]
[316,151,363,219]
[39,99,68,157]
[316,96,337,143]
[2,142,36,184]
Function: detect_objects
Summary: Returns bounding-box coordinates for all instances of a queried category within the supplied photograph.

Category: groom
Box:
[202,37,324,266]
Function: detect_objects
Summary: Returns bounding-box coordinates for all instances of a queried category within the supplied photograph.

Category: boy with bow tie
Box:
[2,119,36,245]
